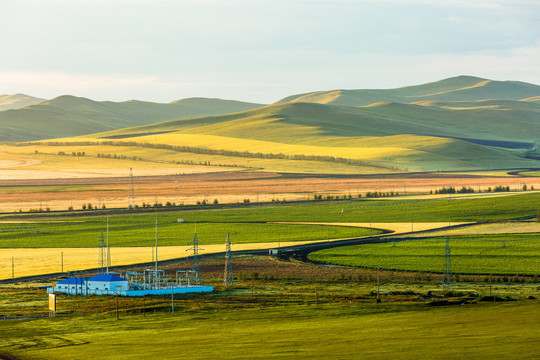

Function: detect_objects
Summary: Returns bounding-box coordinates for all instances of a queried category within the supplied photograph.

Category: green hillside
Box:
[277,76,540,106]
[82,100,539,172]
[101,100,540,144]
[0,93,45,111]
[0,96,264,142]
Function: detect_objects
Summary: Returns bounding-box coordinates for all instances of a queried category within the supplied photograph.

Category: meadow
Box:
[1,301,538,360]
[309,235,540,275]
[0,253,538,360]
[2,192,540,248]
[0,221,377,248]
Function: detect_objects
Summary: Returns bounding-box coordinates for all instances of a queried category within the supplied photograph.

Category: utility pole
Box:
[98,232,105,273]
[129,168,135,208]
[442,237,453,290]
[376,266,381,303]
[188,224,201,285]
[171,287,175,314]
[155,216,158,289]
[224,233,234,287]
[11,256,14,279]
[106,217,110,273]
[61,251,63,273]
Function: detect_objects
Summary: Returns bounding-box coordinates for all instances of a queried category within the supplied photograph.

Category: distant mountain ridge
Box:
[276,76,540,106]
[0,94,45,111]
[2,75,539,144]
[0,96,265,142]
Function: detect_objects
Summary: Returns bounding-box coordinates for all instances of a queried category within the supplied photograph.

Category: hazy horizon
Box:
[1,0,539,103]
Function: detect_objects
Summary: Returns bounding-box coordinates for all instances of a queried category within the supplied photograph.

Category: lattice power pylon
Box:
[224,233,234,287]
[98,232,105,273]
[128,168,135,208]
[187,231,202,285]
[442,236,453,290]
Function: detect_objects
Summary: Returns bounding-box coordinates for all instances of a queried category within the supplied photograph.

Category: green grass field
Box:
[0,301,537,359]
[2,192,540,248]
[309,235,540,275]
[0,221,376,248]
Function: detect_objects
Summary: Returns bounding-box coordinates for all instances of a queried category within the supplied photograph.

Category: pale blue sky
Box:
[1,0,539,103]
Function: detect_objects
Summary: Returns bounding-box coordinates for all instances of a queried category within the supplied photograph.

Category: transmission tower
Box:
[128,168,135,208]
[224,233,234,287]
[187,230,202,285]
[98,232,105,273]
[442,236,453,290]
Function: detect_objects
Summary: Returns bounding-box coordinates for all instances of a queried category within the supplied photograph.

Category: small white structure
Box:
[269,249,279,255]
[51,277,87,295]
[50,274,128,296]
[87,274,129,295]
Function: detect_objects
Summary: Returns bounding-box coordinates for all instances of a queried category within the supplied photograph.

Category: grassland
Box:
[0,253,538,360]
[309,235,540,275]
[0,301,538,360]
[0,222,377,248]
[0,96,264,142]
[2,192,540,247]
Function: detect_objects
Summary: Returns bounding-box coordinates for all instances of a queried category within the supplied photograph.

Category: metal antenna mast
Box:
[224,233,234,287]
[98,232,105,273]
[128,168,135,208]
[442,236,453,290]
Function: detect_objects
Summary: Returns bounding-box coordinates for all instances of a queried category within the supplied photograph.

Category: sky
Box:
[1,0,539,103]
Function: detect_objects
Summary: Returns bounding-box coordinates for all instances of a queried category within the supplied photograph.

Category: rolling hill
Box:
[0,96,265,142]
[8,76,540,173]
[98,100,540,145]
[0,94,45,111]
[276,76,540,106]
[69,97,539,172]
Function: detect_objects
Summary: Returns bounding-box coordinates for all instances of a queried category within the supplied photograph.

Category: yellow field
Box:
[0,241,319,280]
[407,221,540,237]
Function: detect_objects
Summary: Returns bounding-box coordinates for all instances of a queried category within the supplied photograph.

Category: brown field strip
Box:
[1,171,539,212]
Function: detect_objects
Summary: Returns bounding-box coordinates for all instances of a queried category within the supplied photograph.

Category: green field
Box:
[2,192,540,248]
[309,235,540,275]
[0,300,537,359]
[0,221,376,248]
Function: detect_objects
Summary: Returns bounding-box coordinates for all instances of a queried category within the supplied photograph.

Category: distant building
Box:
[52,277,87,295]
[87,274,129,295]
[49,272,213,297]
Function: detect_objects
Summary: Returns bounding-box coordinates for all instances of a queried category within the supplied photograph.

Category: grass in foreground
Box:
[309,234,540,275]
[0,294,538,359]
[0,255,538,359]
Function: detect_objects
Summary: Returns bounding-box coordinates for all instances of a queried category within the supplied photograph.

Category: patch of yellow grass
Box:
[0,240,326,280]
[109,133,415,161]
[412,80,492,98]
[279,222,470,234]
[414,221,540,237]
